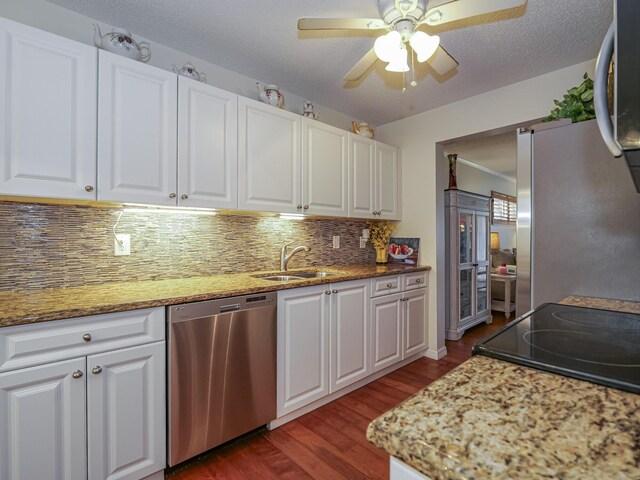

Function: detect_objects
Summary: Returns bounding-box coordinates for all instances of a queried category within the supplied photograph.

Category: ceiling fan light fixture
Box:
[374,30,402,62]
[385,44,409,72]
[409,31,440,62]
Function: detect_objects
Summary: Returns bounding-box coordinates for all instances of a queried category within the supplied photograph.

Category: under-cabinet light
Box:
[279,213,306,220]
[123,204,218,216]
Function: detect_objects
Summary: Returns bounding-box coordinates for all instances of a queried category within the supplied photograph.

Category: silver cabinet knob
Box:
[169,193,176,199]
[82,333,92,342]
[332,289,338,294]
[297,204,303,209]
[72,370,83,379]
[304,205,309,210]
[92,366,103,375]
[415,279,422,284]
[325,290,331,295]
[181,194,189,200]
[386,283,393,288]
[85,185,94,192]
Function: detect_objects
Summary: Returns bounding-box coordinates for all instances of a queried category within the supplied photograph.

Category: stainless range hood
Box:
[594,0,640,191]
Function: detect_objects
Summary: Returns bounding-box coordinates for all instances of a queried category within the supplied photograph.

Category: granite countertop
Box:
[0,264,430,328]
[367,296,640,480]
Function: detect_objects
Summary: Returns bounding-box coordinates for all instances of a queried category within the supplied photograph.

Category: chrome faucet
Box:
[280,243,311,271]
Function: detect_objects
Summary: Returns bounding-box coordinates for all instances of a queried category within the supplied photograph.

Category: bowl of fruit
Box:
[388,243,414,260]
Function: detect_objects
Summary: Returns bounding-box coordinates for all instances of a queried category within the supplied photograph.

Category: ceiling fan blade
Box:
[426,45,459,75]
[343,48,379,82]
[298,18,387,31]
[420,0,527,27]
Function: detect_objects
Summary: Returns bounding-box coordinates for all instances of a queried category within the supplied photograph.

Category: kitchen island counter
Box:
[367,296,640,479]
[0,264,430,327]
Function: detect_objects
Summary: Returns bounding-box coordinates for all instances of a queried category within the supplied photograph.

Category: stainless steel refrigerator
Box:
[516,119,640,316]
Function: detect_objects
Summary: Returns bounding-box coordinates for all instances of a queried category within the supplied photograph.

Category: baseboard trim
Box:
[425,346,447,360]
[268,351,428,429]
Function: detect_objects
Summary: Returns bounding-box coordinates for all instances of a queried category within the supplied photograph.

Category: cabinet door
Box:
[302,118,348,216]
[0,17,97,200]
[0,358,86,480]
[370,292,403,373]
[238,97,301,213]
[348,134,376,218]
[404,288,428,357]
[277,286,329,416]
[97,51,178,205]
[330,279,369,393]
[474,211,491,316]
[87,342,165,480]
[178,77,238,209]
[376,142,399,220]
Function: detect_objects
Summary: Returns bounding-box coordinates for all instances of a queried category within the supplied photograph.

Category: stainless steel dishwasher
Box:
[167,292,277,466]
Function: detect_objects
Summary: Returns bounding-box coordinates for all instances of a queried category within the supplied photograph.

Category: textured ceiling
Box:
[46,0,612,126]
[445,131,517,179]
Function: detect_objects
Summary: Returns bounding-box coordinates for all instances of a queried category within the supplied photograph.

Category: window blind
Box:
[491,191,517,225]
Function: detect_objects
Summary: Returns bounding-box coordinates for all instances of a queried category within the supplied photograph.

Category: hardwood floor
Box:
[168,312,510,480]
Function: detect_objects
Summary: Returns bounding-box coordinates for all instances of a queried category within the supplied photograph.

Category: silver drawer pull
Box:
[325,290,331,295]
[92,366,103,375]
[72,370,83,379]
[415,279,422,284]
[220,304,241,313]
[386,283,393,288]
[332,289,338,294]
[82,333,92,342]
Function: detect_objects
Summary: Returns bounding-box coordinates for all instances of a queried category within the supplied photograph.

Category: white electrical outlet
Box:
[360,236,367,249]
[114,234,131,256]
[332,235,340,249]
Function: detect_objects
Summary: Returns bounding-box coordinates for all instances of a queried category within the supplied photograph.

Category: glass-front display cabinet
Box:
[445,189,492,340]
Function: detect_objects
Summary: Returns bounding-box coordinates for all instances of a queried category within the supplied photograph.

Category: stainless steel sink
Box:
[290,271,338,278]
[254,271,339,281]
[259,275,304,282]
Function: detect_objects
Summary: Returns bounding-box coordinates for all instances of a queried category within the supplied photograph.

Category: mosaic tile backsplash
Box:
[0,202,375,292]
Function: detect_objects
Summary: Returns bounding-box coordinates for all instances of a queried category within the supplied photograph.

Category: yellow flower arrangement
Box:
[368,221,396,263]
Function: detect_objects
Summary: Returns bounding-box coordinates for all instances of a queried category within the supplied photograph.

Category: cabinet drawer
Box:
[0,308,165,373]
[371,275,401,297]
[403,271,428,290]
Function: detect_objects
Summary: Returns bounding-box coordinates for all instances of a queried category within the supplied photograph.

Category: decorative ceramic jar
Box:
[352,122,375,139]
[172,62,207,83]
[302,100,318,119]
[256,83,285,109]
[93,24,150,62]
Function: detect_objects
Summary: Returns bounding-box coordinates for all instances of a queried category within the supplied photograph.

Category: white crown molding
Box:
[457,157,516,183]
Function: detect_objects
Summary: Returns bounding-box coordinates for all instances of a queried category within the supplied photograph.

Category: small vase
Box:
[447,153,458,189]
[375,247,387,264]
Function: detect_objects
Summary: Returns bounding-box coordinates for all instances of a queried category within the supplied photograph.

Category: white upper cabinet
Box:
[349,134,401,220]
[97,50,178,205]
[0,17,97,201]
[349,134,376,218]
[376,142,400,220]
[302,118,349,217]
[177,77,238,209]
[238,97,301,213]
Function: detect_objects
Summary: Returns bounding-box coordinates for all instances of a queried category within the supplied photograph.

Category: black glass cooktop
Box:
[472,303,640,394]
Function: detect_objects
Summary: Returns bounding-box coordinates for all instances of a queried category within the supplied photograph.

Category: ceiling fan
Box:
[298,0,527,82]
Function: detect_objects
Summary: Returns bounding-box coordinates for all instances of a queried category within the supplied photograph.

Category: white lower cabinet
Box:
[0,357,87,480]
[88,342,165,480]
[371,274,429,373]
[370,292,404,372]
[277,279,369,417]
[277,273,428,420]
[0,308,165,480]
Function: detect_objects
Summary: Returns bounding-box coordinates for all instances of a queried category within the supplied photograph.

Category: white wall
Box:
[455,161,517,250]
[0,0,355,131]
[377,59,596,358]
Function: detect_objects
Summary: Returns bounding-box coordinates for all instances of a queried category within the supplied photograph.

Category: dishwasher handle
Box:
[219,303,241,313]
